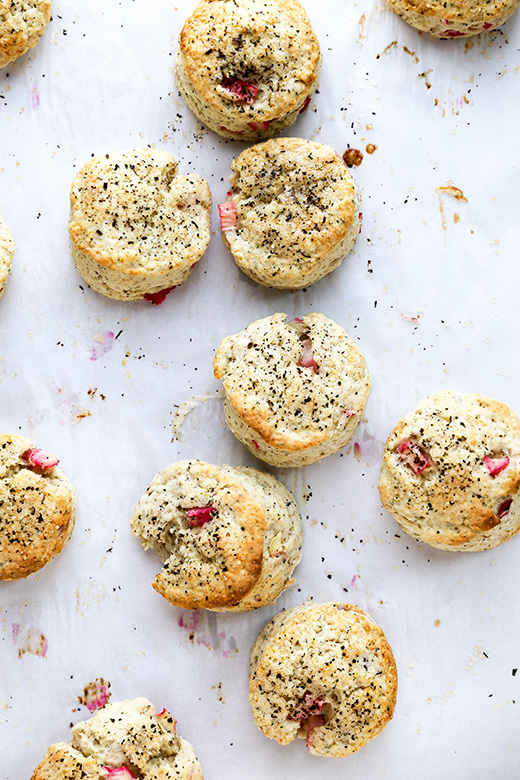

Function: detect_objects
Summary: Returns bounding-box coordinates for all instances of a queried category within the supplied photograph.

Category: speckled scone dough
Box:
[213,312,371,467]
[176,0,321,141]
[131,459,302,611]
[378,391,520,551]
[0,215,14,299]
[30,698,204,780]
[386,0,519,37]
[219,138,361,289]
[0,433,76,580]
[69,148,212,301]
[249,602,398,757]
[0,0,51,68]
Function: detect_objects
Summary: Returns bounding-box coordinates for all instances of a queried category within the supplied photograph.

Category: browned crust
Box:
[31,743,104,780]
[249,602,398,757]
[0,434,75,580]
[378,392,520,550]
[0,1,52,68]
[133,460,268,610]
[179,0,320,119]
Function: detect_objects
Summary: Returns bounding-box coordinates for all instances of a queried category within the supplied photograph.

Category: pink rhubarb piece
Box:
[496,497,512,519]
[247,120,270,131]
[484,455,510,477]
[397,440,431,475]
[218,201,238,231]
[186,506,217,527]
[298,339,319,373]
[290,692,327,749]
[103,769,136,779]
[22,448,59,471]
[222,77,259,104]
[143,286,175,305]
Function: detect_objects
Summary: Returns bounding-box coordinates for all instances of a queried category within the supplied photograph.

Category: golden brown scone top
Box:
[213,312,371,453]
[249,602,398,757]
[0,433,76,580]
[378,391,520,550]
[179,0,320,120]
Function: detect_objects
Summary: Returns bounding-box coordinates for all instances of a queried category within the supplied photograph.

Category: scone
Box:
[175,0,321,142]
[0,215,14,299]
[249,602,398,757]
[30,697,203,780]
[0,0,51,68]
[213,312,371,467]
[68,148,212,302]
[386,0,520,37]
[130,459,302,611]
[378,391,520,551]
[218,138,361,289]
[0,433,76,580]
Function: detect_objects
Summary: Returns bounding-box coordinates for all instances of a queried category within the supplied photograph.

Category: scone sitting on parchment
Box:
[378,391,520,551]
[213,312,371,467]
[249,602,398,757]
[0,215,14,299]
[218,138,361,289]
[30,697,204,780]
[131,459,302,611]
[0,0,51,68]
[0,433,76,580]
[176,0,321,141]
[386,0,520,37]
[69,148,212,302]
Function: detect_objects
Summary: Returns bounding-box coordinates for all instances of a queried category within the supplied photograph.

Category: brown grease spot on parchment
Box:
[437,185,468,235]
[343,148,364,167]
[419,69,433,89]
[437,186,467,201]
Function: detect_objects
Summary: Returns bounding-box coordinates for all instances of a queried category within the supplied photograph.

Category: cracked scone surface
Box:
[213,312,371,467]
[378,391,520,551]
[0,433,76,580]
[0,215,14,299]
[386,0,519,37]
[30,697,203,780]
[176,0,321,141]
[0,0,51,68]
[249,602,397,757]
[131,459,302,611]
[220,138,361,289]
[69,148,212,301]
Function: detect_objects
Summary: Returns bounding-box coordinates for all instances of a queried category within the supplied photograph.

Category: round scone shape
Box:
[378,391,520,551]
[386,0,519,37]
[68,148,212,302]
[0,434,76,580]
[0,215,14,299]
[176,0,321,141]
[30,697,204,780]
[218,138,361,289]
[130,459,303,611]
[249,602,398,757]
[0,1,51,68]
[213,312,371,467]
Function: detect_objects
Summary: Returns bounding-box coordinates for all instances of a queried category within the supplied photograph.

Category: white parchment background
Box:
[1,0,519,778]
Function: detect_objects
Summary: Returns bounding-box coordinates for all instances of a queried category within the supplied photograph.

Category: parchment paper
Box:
[1,1,520,778]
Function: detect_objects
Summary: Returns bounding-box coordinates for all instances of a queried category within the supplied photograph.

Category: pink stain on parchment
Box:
[177,610,237,657]
[79,678,111,712]
[12,624,48,658]
[31,86,40,109]
[90,331,115,361]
